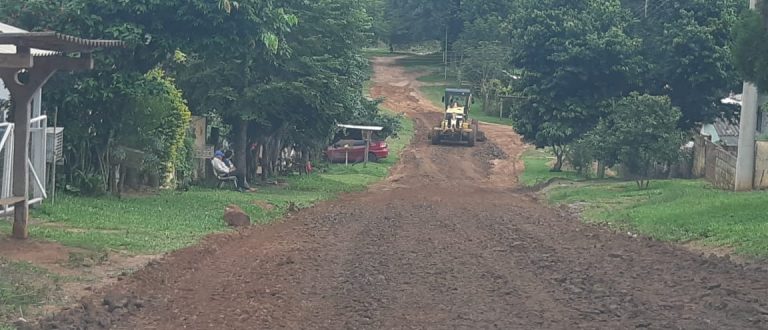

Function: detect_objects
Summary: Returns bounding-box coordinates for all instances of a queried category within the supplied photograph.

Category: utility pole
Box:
[644,0,649,18]
[444,25,448,81]
[735,0,760,191]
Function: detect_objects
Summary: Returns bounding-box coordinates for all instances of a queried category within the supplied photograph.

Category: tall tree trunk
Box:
[551,144,565,172]
[300,146,310,175]
[260,135,272,182]
[233,119,248,173]
[247,142,260,182]
[271,140,279,176]
[597,160,606,179]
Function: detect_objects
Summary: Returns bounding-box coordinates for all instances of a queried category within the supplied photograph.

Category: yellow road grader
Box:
[429,88,486,146]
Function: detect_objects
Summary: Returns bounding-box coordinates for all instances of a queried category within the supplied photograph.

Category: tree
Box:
[384,0,463,47]
[733,0,768,92]
[627,0,744,129]
[195,0,392,180]
[0,0,297,191]
[460,41,509,114]
[507,0,641,171]
[363,0,391,46]
[583,93,683,189]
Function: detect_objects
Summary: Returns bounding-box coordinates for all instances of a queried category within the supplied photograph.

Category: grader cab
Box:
[429,88,485,146]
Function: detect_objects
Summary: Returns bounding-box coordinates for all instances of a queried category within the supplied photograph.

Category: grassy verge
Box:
[519,149,582,187]
[546,179,768,257]
[521,146,768,257]
[0,259,65,324]
[0,114,414,255]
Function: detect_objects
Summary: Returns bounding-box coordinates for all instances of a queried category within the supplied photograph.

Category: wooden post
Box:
[363,131,371,167]
[50,107,58,204]
[11,93,31,238]
[0,56,59,239]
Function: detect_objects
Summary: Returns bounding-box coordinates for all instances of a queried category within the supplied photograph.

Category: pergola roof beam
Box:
[0,32,124,53]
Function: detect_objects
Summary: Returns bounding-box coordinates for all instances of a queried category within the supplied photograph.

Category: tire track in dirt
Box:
[32,56,768,330]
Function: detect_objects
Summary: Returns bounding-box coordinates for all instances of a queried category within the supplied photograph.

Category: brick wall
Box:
[693,136,736,190]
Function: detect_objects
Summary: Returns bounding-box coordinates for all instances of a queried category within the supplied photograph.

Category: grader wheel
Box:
[468,120,478,147]
[431,132,441,145]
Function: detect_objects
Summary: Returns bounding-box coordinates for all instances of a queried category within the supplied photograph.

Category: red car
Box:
[326,139,389,163]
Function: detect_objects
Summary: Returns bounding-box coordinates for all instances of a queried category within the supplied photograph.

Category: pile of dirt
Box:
[474,142,509,161]
[467,141,510,175]
[29,292,143,330]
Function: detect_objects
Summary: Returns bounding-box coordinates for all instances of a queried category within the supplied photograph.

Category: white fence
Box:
[0,116,51,215]
[0,123,14,209]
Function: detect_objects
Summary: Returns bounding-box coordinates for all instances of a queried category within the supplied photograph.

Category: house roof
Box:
[713,118,739,137]
[0,22,59,56]
[702,117,740,147]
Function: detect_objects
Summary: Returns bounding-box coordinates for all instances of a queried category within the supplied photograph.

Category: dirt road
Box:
[39,57,768,330]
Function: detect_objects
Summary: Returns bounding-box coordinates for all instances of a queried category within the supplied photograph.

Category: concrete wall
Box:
[692,135,707,177]
[694,135,737,190]
[713,149,737,190]
[755,141,768,189]
[695,135,768,190]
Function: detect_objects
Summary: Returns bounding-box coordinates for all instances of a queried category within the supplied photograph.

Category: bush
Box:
[583,93,683,189]
[120,69,191,189]
[566,140,595,178]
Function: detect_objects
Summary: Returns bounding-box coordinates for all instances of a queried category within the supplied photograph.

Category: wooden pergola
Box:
[0,29,122,239]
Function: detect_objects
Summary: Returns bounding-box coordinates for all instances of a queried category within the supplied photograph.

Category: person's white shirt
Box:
[211,157,231,176]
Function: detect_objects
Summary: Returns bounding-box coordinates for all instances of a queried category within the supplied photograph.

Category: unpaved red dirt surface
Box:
[32,57,768,330]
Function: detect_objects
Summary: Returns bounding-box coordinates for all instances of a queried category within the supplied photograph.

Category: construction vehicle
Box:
[429,88,485,146]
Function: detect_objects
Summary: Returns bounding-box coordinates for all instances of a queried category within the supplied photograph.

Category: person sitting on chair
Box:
[212,150,252,192]
[223,150,234,167]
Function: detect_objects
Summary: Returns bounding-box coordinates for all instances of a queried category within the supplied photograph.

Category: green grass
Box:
[0,114,414,255]
[0,259,63,324]
[546,179,768,257]
[394,54,462,84]
[362,48,407,58]
[519,149,582,187]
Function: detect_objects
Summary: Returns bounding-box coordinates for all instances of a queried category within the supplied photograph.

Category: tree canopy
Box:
[0,0,751,189]
[581,93,683,188]
[0,0,397,193]
[508,0,641,170]
[370,0,743,177]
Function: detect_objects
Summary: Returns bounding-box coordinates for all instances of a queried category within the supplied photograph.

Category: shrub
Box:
[583,93,683,189]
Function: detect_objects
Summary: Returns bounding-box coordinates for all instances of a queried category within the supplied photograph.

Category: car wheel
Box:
[368,152,379,163]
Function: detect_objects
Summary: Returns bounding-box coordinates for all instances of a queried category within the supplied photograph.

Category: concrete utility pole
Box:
[644,0,649,18]
[444,25,448,81]
[735,0,761,191]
